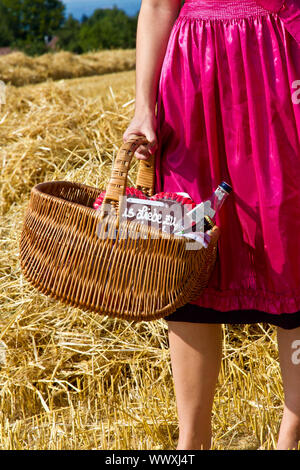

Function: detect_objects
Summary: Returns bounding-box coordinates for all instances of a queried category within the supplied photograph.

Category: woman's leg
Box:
[167,321,223,450]
[276,326,300,450]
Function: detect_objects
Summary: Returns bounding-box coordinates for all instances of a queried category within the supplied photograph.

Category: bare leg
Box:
[276,326,300,450]
[167,321,223,450]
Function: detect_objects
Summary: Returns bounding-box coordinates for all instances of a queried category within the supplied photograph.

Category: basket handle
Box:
[100,134,156,219]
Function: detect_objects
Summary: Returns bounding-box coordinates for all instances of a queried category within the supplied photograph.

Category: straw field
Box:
[0,59,295,450]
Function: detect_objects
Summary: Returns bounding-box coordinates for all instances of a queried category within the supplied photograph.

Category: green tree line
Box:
[0,0,138,55]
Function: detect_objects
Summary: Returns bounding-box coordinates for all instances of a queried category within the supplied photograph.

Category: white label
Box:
[126,197,165,207]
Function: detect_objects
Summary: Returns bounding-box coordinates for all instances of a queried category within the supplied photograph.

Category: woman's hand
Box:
[123,111,158,160]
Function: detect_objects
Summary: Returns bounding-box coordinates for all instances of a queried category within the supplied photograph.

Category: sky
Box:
[63,1,142,19]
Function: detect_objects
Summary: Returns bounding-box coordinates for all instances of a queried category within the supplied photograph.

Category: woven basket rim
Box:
[32,179,100,212]
[31,180,220,243]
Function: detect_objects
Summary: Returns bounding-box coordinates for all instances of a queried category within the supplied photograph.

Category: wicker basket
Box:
[19,134,220,321]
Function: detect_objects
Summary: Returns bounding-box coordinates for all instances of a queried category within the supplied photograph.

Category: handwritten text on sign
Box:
[119,197,194,234]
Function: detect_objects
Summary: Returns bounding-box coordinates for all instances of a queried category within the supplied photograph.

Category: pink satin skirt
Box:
[154,0,300,322]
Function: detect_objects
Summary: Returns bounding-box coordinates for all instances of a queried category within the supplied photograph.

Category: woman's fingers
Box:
[135,132,158,159]
[135,145,151,160]
[123,134,157,160]
[122,114,158,160]
[122,129,144,143]
[144,129,158,154]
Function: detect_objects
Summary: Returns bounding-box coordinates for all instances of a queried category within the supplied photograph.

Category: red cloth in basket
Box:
[93,187,197,211]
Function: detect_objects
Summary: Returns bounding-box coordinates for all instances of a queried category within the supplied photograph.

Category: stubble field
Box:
[0,50,290,450]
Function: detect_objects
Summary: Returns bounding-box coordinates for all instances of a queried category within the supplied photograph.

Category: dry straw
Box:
[0,56,294,449]
[0,50,136,86]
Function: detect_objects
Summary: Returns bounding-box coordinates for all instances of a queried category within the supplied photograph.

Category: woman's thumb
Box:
[144,131,158,155]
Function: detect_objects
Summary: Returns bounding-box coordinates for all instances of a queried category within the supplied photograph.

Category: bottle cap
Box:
[219,181,232,194]
[204,215,215,231]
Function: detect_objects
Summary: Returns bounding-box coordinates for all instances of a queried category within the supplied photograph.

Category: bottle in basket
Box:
[176,181,232,235]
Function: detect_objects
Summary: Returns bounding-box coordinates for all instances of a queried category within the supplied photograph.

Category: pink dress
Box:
[154,0,300,326]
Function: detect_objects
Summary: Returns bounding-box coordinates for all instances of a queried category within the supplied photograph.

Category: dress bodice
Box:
[180,0,271,19]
